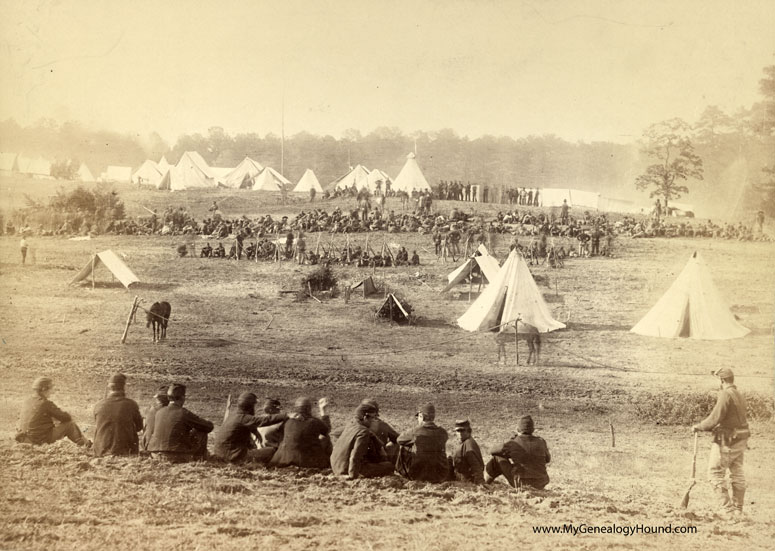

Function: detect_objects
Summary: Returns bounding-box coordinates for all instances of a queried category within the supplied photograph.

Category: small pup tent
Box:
[442,244,501,293]
[70,250,140,289]
[376,294,412,324]
[458,249,565,333]
[630,252,749,339]
[352,276,380,298]
[294,169,324,193]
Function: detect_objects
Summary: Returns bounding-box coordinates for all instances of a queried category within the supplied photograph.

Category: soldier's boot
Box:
[731,488,746,513]
[714,486,733,513]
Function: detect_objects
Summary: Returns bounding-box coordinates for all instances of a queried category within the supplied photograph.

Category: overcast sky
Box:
[1,0,773,144]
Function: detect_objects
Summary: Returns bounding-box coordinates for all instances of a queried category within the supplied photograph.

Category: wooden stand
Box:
[121,296,139,344]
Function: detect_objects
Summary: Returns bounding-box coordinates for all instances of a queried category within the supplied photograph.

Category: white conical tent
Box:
[458,250,565,333]
[253,166,291,191]
[294,169,323,193]
[222,157,263,188]
[631,252,749,340]
[158,156,170,171]
[392,153,431,193]
[132,160,163,187]
[332,165,370,191]
[442,244,501,293]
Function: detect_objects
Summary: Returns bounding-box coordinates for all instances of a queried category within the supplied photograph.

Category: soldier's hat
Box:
[415,403,436,419]
[712,367,734,379]
[32,377,53,392]
[167,383,186,400]
[517,415,534,435]
[237,392,258,409]
[108,373,127,389]
[453,419,472,432]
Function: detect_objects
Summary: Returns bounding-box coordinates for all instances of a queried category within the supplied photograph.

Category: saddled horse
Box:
[147,301,171,343]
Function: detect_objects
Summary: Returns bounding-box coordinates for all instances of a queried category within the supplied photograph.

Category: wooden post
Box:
[235,239,239,261]
[121,296,139,344]
[514,315,520,367]
[609,420,616,448]
[468,259,473,303]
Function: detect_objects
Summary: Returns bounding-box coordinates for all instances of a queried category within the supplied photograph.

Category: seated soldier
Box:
[396,403,449,482]
[360,399,400,463]
[200,243,213,258]
[257,398,286,449]
[148,384,214,463]
[214,243,226,258]
[330,403,394,479]
[449,420,485,483]
[396,246,409,266]
[410,251,420,265]
[269,397,332,469]
[213,392,287,464]
[141,386,169,452]
[93,374,143,457]
[485,415,550,489]
[16,377,91,448]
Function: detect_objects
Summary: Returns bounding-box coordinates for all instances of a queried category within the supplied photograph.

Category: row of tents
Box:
[127,151,432,194]
[448,246,748,340]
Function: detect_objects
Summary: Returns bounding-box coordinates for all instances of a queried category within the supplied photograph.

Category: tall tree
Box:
[635,118,704,210]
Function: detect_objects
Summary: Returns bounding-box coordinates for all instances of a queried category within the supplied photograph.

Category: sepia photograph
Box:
[0,1,773,549]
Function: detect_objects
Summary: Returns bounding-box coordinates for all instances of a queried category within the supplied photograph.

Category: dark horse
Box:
[147,302,171,343]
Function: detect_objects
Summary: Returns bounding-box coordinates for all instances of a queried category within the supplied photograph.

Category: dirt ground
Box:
[0,194,773,550]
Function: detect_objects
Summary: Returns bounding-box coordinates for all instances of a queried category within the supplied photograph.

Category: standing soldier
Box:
[692,368,750,515]
[20,235,28,265]
[93,374,143,457]
[296,232,307,264]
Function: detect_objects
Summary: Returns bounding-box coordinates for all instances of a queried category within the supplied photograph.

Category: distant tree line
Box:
[1,66,772,218]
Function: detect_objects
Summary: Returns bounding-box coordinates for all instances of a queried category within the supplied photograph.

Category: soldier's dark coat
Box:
[269,415,331,469]
[491,434,551,488]
[93,392,143,457]
[213,411,287,462]
[452,436,485,483]
[17,395,72,444]
[330,421,390,478]
[397,422,449,482]
[147,403,214,454]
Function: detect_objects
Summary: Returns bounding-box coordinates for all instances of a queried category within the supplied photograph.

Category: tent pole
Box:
[514,316,521,368]
[91,255,95,290]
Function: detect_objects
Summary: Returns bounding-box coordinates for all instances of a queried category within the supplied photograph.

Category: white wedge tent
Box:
[158,156,171,171]
[332,164,370,191]
[132,160,163,187]
[157,151,216,190]
[630,252,749,340]
[392,153,431,193]
[222,157,263,188]
[442,244,501,293]
[253,166,291,191]
[76,163,95,182]
[294,168,323,193]
[458,249,565,333]
[365,169,392,193]
[70,250,140,289]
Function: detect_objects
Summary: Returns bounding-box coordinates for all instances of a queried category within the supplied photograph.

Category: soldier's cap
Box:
[360,398,380,413]
[517,415,534,435]
[154,385,169,399]
[355,403,377,420]
[167,383,186,400]
[108,373,127,388]
[415,403,436,419]
[454,419,472,432]
[237,392,258,409]
[293,397,313,416]
[712,367,734,379]
[32,377,53,392]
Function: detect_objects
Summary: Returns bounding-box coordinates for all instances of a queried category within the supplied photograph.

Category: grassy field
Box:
[0,183,774,550]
